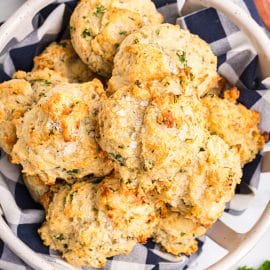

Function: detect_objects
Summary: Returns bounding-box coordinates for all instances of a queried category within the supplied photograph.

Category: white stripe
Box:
[0,181,22,225]
[37,4,66,39]
[0,155,21,183]
[218,62,239,85]
[0,260,27,270]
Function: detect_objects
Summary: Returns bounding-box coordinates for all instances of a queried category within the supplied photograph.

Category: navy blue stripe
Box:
[224,208,245,215]
[145,240,164,266]
[15,176,43,210]
[63,0,77,10]
[184,8,227,43]
[257,81,267,90]
[0,68,10,83]
[235,182,254,195]
[153,0,177,8]
[184,238,204,266]
[217,53,227,67]
[10,43,42,72]
[10,33,62,72]
[146,250,164,265]
[244,0,264,26]
[59,2,77,40]
[17,223,49,254]
[145,238,156,249]
[37,4,59,27]
[239,56,258,89]
[0,239,3,257]
[33,1,76,30]
[238,88,261,108]
[9,2,77,73]
[242,154,262,185]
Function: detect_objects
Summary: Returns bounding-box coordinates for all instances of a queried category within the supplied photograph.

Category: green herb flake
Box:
[176,51,187,66]
[41,80,52,86]
[119,31,127,35]
[164,81,170,86]
[55,234,65,241]
[125,179,133,185]
[180,232,186,236]
[105,204,113,211]
[93,4,106,16]
[70,191,77,201]
[69,26,75,32]
[109,153,124,166]
[228,171,235,180]
[82,29,91,38]
[65,168,80,175]
[134,38,139,44]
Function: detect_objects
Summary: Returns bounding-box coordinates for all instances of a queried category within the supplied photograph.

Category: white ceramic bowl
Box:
[0,1,269,270]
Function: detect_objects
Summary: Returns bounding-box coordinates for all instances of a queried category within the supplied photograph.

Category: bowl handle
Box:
[0,0,55,53]
[179,0,270,80]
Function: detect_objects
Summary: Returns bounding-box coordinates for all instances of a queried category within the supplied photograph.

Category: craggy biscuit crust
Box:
[70,0,162,76]
[11,80,113,185]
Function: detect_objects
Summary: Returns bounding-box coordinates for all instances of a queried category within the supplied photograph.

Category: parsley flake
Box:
[93,4,106,16]
[134,38,139,44]
[109,153,124,166]
[64,168,80,175]
[176,51,187,66]
[55,234,65,241]
[82,29,91,38]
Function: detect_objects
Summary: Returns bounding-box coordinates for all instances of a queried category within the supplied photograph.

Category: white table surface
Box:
[0,1,269,270]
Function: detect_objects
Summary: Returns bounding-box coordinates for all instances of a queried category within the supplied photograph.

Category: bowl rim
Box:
[192,0,270,80]
[0,1,269,270]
